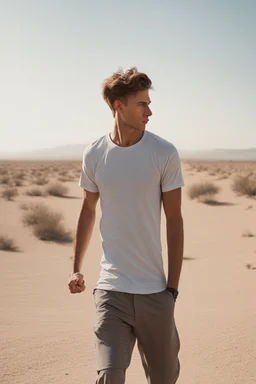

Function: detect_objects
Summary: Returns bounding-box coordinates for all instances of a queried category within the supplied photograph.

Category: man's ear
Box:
[113,99,123,114]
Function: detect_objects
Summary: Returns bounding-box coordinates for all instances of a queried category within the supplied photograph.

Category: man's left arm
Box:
[162,187,184,290]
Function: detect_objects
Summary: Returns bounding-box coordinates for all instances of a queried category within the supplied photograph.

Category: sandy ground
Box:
[1,160,256,384]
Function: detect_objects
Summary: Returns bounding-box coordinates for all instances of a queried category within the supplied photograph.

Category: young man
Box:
[68,67,184,384]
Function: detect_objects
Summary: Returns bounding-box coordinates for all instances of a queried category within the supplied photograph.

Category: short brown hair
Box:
[102,67,152,115]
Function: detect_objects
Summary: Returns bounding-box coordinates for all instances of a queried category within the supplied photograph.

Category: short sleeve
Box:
[79,147,99,193]
[161,148,184,193]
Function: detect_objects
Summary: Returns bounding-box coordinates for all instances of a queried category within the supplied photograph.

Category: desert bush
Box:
[57,174,76,182]
[25,187,46,197]
[231,174,256,198]
[14,171,26,180]
[13,179,24,187]
[34,176,49,185]
[46,182,69,197]
[0,168,8,176]
[21,202,72,243]
[217,175,228,180]
[0,234,18,251]
[58,170,68,177]
[33,221,72,242]
[242,230,255,238]
[196,165,208,172]
[1,176,11,185]
[22,203,62,226]
[2,187,19,201]
[20,202,30,211]
[188,181,220,200]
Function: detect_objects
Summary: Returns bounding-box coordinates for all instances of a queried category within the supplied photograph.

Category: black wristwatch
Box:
[166,287,179,301]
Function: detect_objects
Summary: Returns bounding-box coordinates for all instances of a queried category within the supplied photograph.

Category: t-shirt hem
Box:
[161,182,184,193]
[79,183,99,193]
[95,283,167,295]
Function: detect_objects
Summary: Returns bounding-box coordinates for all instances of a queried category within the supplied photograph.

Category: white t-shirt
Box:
[79,130,184,294]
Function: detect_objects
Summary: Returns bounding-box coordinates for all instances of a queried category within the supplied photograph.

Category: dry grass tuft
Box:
[22,203,62,226]
[2,187,19,201]
[57,174,76,182]
[242,230,255,238]
[34,176,49,186]
[21,202,72,243]
[196,165,208,172]
[33,221,72,242]
[13,179,24,187]
[20,202,30,211]
[46,182,69,197]
[14,171,27,180]
[188,181,220,200]
[1,176,11,185]
[216,174,229,180]
[0,168,8,176]
[25,187,46,197]
[0,234,19,251]
[231,174,256,198]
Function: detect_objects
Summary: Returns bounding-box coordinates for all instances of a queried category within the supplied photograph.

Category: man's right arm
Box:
[72,189,99,274]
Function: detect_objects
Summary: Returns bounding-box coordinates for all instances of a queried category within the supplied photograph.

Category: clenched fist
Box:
[68,272,85,294]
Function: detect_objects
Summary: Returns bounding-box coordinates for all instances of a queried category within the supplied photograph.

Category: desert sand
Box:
[0,159,256,384]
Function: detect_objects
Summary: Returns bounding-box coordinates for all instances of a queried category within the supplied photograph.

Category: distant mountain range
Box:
[0,144,256,161]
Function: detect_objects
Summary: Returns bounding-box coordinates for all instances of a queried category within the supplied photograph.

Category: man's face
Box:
[117,89,152,132]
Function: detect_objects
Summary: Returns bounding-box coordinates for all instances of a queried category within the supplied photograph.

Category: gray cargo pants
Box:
[93,288,180,384]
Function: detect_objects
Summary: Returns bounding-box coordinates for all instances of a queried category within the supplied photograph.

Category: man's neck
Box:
[110,121,144,147]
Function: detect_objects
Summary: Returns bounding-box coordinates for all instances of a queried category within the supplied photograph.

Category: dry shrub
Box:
[58,170,67,177]
[22,202,72,243]
[22,202,62,226]
[58,176,69,182]
[25,187,46,197]
[2,187,19,201]
[1,176,11,185]
[33,221,72,242]
[34,176,49,186]
[217,174,229,180]
[242,230,255,238]
[231,174,256,198]
[0,168,8,176]
[14,171,26,180]
[188,181,220,200]
[196,165,208,172]
[57,174,76,182]
[13,179,24,187]
[20,202,30,211]
[0,234,19,251]
[46,182,69,197]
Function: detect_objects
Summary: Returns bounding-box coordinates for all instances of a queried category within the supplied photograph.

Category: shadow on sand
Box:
[202,200,236,207]
[246,263,256,270]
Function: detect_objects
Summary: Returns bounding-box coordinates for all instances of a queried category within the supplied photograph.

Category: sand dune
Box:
[0,160,256,384]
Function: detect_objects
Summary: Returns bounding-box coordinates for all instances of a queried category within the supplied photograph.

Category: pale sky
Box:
[0,0,255,153]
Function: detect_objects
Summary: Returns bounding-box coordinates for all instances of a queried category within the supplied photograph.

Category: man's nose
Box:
[147,106,152,116]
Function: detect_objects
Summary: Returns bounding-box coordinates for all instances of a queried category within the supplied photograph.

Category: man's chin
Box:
[137,124,147,131]
[128,124,146,133]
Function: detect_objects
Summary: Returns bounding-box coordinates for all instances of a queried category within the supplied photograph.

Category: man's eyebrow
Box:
[137,100,151,105]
